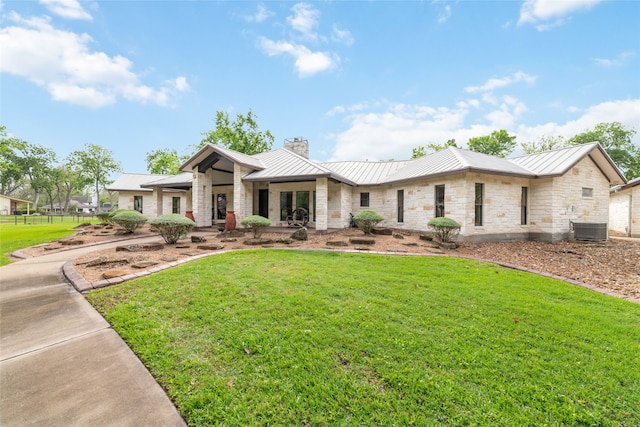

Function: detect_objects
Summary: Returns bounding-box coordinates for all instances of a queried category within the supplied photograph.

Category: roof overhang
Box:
[180,144,265,173]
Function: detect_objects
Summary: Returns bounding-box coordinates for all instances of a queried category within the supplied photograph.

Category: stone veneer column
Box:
[152,187,163,219]
[233,164,253,221]
[192,171,213,227]
[315,177,328,231]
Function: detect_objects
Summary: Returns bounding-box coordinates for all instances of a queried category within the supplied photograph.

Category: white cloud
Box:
[465,71,537,94]
[331,24,354,46]
[245,4,273,23]
[258,37,338,78]
[0,12,187,108]
[287,3,320,41]
[592,51,636,68]
[327,96,640,162]
[518,0,602,30]
[39,0,93,20]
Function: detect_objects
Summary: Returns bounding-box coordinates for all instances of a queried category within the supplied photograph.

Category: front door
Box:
[259,189,269,218]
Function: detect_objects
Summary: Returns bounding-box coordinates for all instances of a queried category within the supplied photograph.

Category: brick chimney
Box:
[283,137,309,159]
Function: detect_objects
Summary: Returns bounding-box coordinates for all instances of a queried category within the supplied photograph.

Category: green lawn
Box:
[0,217,94,265]
[87,250,640,426]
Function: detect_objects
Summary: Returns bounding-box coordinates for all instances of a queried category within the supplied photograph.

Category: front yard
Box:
[87,250,640,426]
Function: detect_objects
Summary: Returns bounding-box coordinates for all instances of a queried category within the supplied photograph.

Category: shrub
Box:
[427,217,461,243]
[96,211,111,225]
[240,215,272,238]
[107,209,122,224]
[112,210,147,234]
[353,210,384,235]
[150,214,195,244]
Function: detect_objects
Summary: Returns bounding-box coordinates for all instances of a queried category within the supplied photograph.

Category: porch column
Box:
[192,170,213,227]
[315,177,328,231]
[233,164,254,222]
[152,187,163,219]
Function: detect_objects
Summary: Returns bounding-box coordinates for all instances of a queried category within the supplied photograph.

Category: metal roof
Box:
[320,160,408,185]
[244,149,356,184]
[510,142,626,184]
[180,144,264,173]
[108,173,172,192]
[141,172,193,190]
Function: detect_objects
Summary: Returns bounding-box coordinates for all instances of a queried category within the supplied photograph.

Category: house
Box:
[0,194,32,215]
[110,139,626,242]
[609,177,640,237]
[43,196,96,214]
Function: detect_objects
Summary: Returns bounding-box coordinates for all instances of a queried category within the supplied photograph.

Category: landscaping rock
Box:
[59,239,84,246]
[372,228,393,236]
[393,233,404,239]
[102,270,128,279]
[160,256,179,262]
[349,238,375,245]
[425,247,444,254]
[354,246,371,251]
[220,238,237,243]
[387,248,408,253]
[191,235,206,243]
[197,244,225,251]
[218,230,244,238]
[419,234,434,242]
[291,227,308,241]
[244,238,274,246]
[402,242,418,247]
[439,242,458,250]
[275,238,293,245]
[116,242,164,252]
[132,261,159,269]
[176,245,190,249]
[327,241,349,247]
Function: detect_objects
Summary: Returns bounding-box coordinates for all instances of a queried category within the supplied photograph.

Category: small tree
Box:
[353,210,384,235]
[240,215,272,238]
[150,214,195,244]
[112,210,147,234]
[427,217,461,243]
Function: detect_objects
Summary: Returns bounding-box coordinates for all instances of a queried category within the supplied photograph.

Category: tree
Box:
[0,126,27,195]
[521,135,567,154]
[411,139,458,159]
[146,148,186,175]
[200,110,274,155]
[67,143,122,210]
[568,122,639,180]
[15,142,57,211]
[468,130,517,158]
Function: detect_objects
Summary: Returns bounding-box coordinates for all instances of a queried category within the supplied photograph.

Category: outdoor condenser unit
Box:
[572,222,608,241]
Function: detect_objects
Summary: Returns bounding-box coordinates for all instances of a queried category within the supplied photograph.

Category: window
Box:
[397,190,404,223]
[435,185,445,217]
[216,194,226,220]
[474,183,484,226]
[280,192,292,221]
[172,197,180,214]
[360,192,370,207]
[296,191,310,211]
[133,196,143,213]
[582,187,593,198]
[521,187,528,225]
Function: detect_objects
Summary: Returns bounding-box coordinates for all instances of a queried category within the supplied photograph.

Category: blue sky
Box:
[1,0,639,175]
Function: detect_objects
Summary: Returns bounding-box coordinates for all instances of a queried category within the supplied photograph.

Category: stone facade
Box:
[610,182,639,237]
[116,191,188,220]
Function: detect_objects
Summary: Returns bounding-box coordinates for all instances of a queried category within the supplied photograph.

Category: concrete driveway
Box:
[0,240,186,426]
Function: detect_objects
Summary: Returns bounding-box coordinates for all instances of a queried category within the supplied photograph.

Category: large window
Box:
[397,190,404,223]
[521,187,528,225]
[360,192,370,207]
[172,197,180,214]
[280,192,293,221]
[216,194,227,220]
[435,185,445,217]
[475,183,484,226]
[296,191,310,211]
[134,195,143,213]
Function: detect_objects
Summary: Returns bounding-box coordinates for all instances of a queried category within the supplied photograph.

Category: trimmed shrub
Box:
[150,214,196,244]
[353,209,384,235]
[112,210,147,234]
[96,211,111,225]
[240,215,272,238]
[427,217,461,243]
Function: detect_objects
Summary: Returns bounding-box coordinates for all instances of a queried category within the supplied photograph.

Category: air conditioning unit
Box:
[572,222,608,241]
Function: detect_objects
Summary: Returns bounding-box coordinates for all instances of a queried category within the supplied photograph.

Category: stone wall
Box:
[116,191,188,220]
[610,185,640,237]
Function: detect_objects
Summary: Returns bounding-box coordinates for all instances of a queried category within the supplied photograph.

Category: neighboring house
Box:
[112,140,626,242]
[107,173,191,218]
[609,177,640,237]
[43,196,96,214]
[0,194,32,215]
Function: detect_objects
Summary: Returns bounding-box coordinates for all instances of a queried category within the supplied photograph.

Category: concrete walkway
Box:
[0,238,186,426]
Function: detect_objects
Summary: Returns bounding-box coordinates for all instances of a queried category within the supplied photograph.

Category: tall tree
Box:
[67,143,122,210]
[200,110,274,154]
[0,126,27,196]
[521,135,567,154]
[146,148,185,175]
[468,130,517,158]
[568,122,639,180]
[411,139,458,159]
[16,142,57,211]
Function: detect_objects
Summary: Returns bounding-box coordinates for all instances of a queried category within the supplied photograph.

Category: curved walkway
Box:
[0,237,186,427]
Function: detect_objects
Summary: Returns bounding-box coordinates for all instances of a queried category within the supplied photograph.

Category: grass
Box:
[0,217,94,265]
[87,250,640,426]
